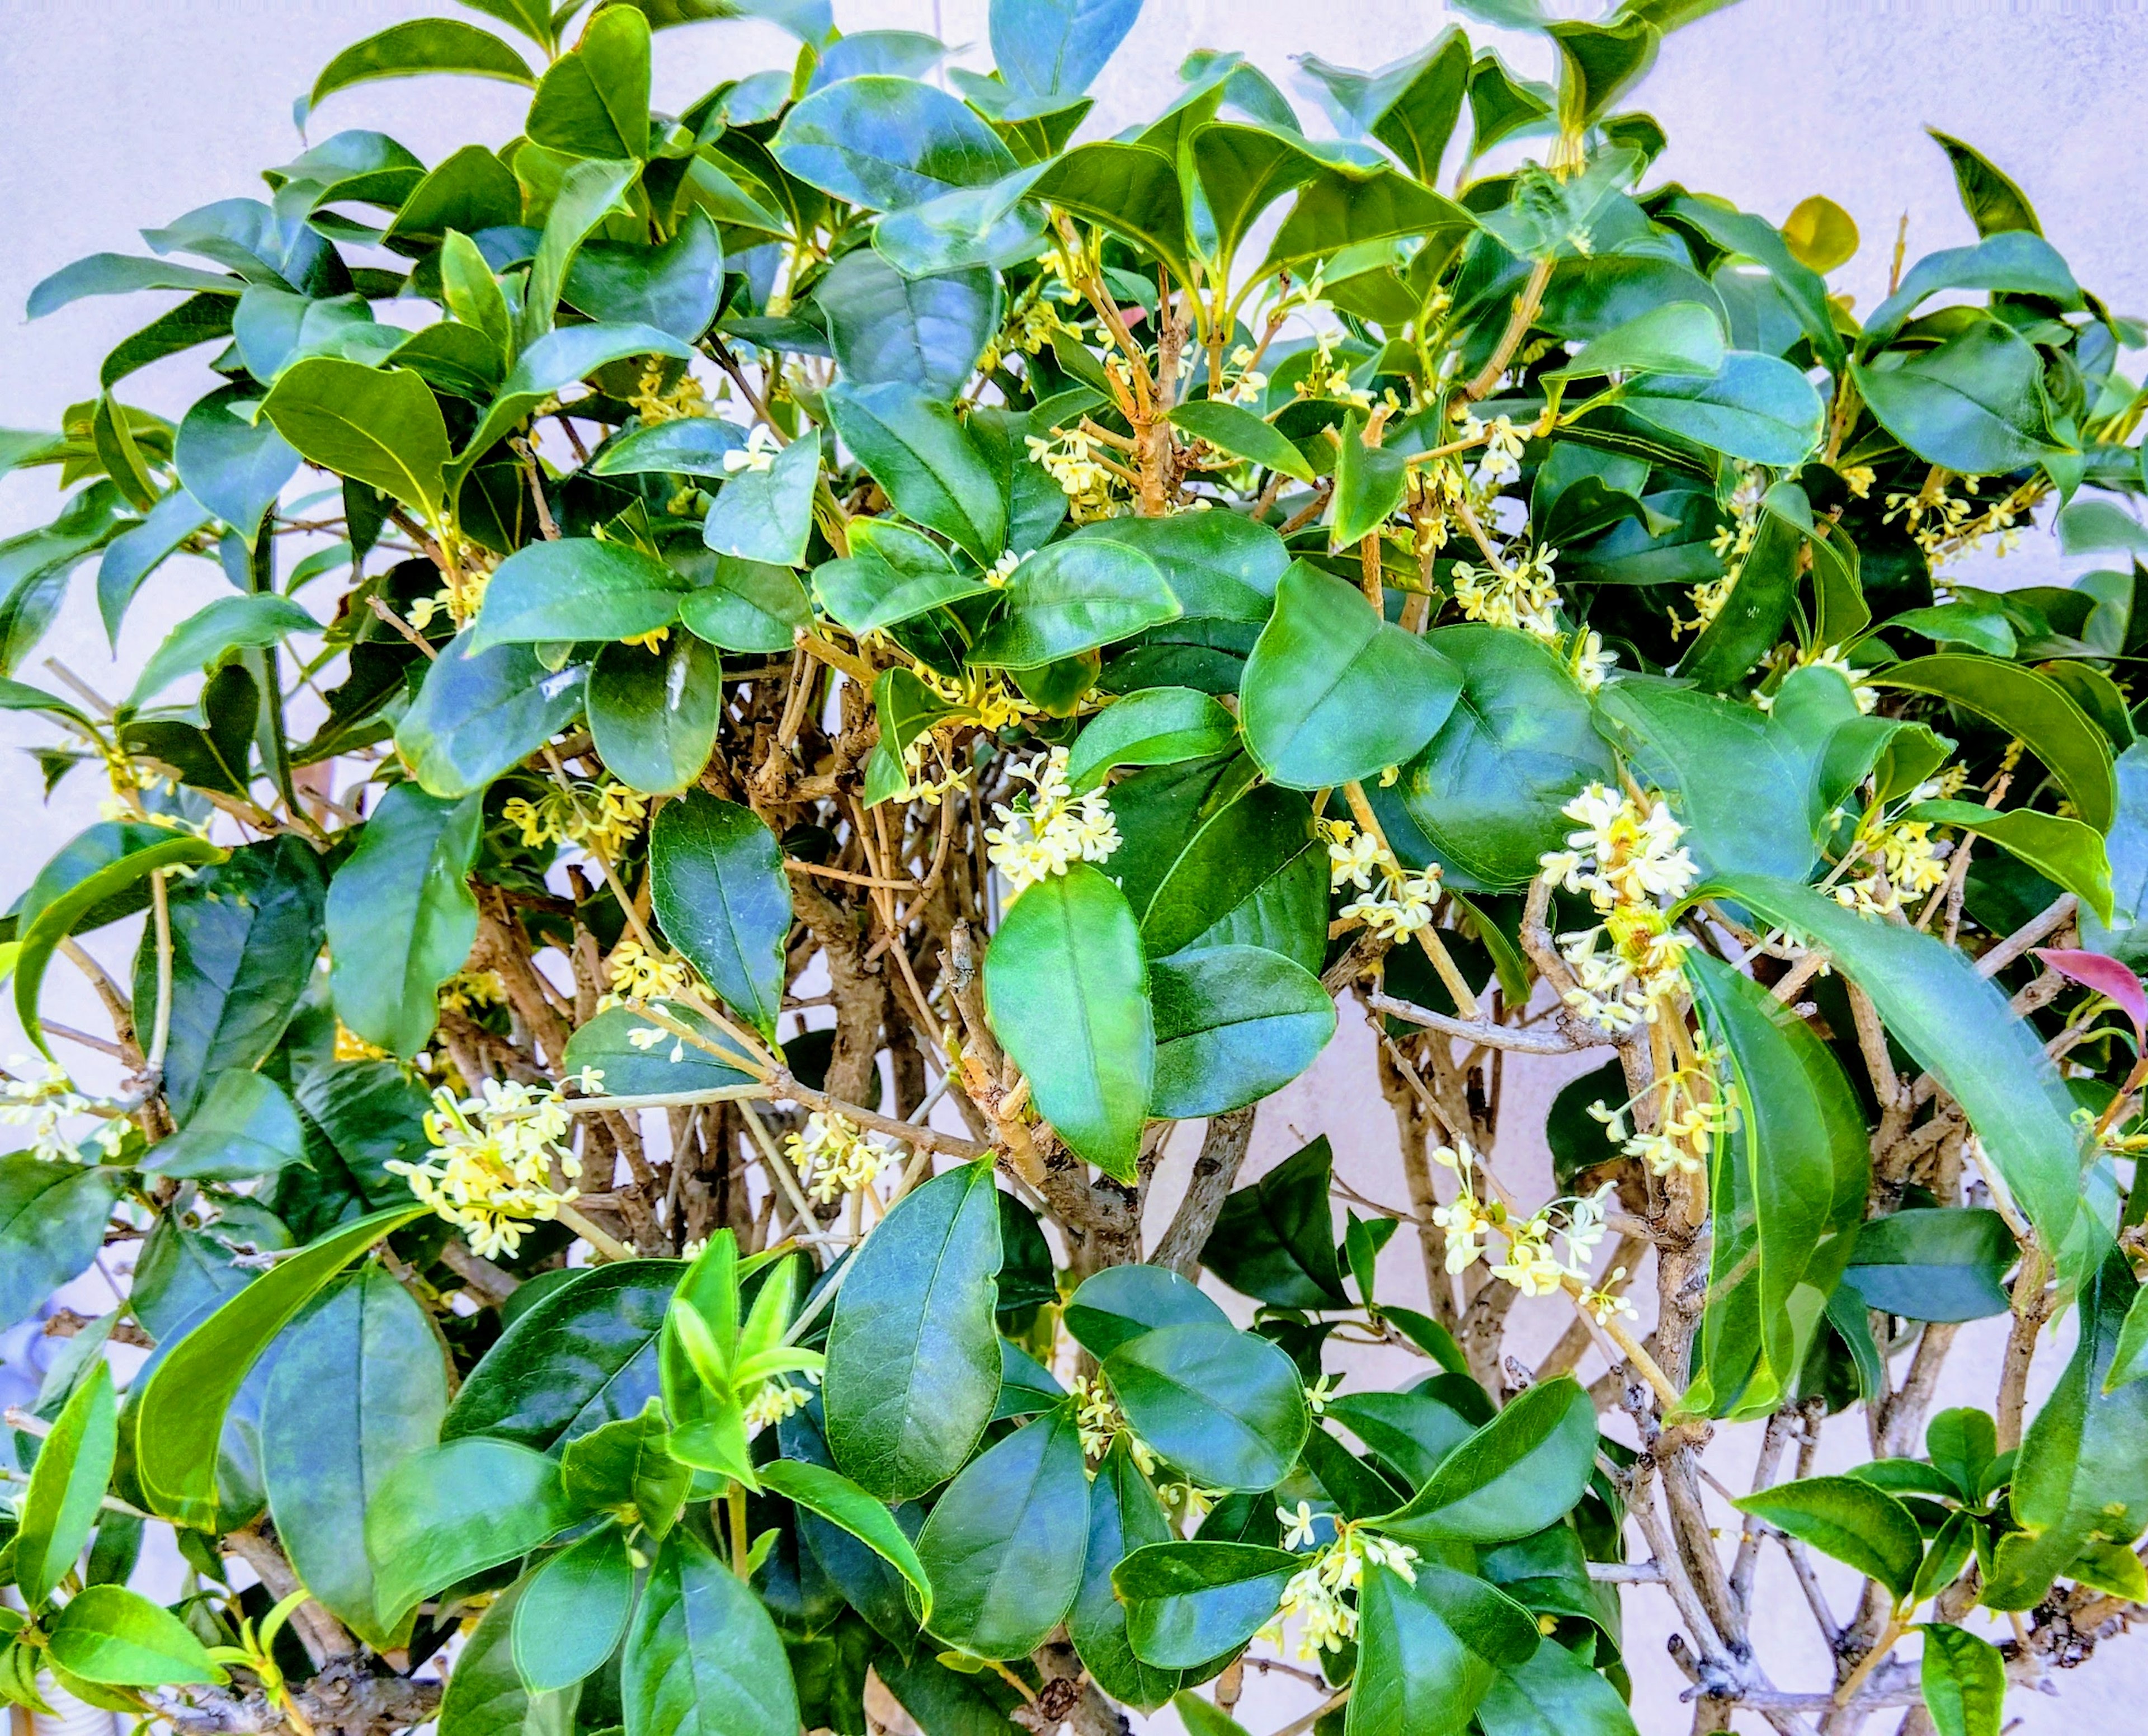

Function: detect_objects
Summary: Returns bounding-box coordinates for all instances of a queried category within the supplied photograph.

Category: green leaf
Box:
[823,1160,1002,1502]
[1116,1541,1299,1668]
[134,836,324,1122]
[1920,1623,2006,1736]
[1734,1474,1923,1602]
[1549,300,1726,381]
[623,1533,799,1736]
[1185,124,1326,274]
[1377,1377,1598,1545]
[1709,875,2094,1287]
[472,538,690,650]
[1071,1436,1181,1709]
[817,250,1000,401]
[1331,414,1409,548]
[1862,232,2080,351]
[1853,318,2060,476]
[1066,688,1238,792]
[97,488,214,642]
[1475,1630,1640,1736]
[1372,31,1475,184]
[971,538,1180,669]
[1200,1136,1350,1310]
[560,1401,691,1536]
[526,5,651,161]
[812,519,990,634]
[0,1158,124,1333]
[992,0,1141,102]
[700,430,822,567]
[1267,167,1475,273]
[1873,655,2113,831]
[27,254,241,319]
[1928,130,2040,238]
[175,385,298,539]
[1072,510,1291,624]
[589,416,744,479]
[648,791,790,1040]
[772,76,1018,211]
[588,634,724,794]
[1104,1322,1309,1491]
[1911,799,2112,926]
[514,1526,636,1694]
[309,19,534,114]
[130,592,318,705]
[1349,1563,1540,1736]
[441,1575,580,1736]
[262,1267,450,1649]
[825,383,1006,563]
[759,1459,934,1622]
[447,1260,681,1451]
[983,863,1153,1178]
[465,320,691,469]
[326,783,483,1057]
[1985,1252,2148,1608]
[677,554,812,652]
[517,158,643,349]
[396,631,588,799]
[1621,351,1824,467]
[15,831,225,1060]
[368,1437,582,1628]
[1685,952,1868,1419]
[46,1586,224,1687]
[16,1361,117,1608]
[1032,143,1192,287]
[150,1069,305,1180]
[262,359,451,517]
[1064,1267,1230,1360]
[134,1206,428,1528]
[1240,561,1462,789]
[914,1407,1089,1659]
[1150,944,1335,1119]
[1402,624,1615,888]
[1168,400,1315,484]
[1328,1389,1482,1493]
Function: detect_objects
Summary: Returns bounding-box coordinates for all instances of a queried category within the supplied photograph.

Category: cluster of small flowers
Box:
[1264,1522,1420,1659]
[1221,344,1269,406]
[986,548,1028,587]
[1072,1375,1158,1471]
[741,1368,821,1430]
[883,668,1039,806]
[1467,414,1527,486]
[1586,1047,1737,1179]
[406,559,492,634]
[502,779,649,858]
[1321,817,1442,940]
[389,1077,589,1258]
[785,1111,889,1205]
[1539,784,1699,1032]
[629,357,710,426]
[1834,816,1951,919]
[1023,426,1120,520]
[1884,475,2024,567]
[977,293,1081,377]
[436,969,506,1017]
[1677,575,1734,638]
[607,939,694,1005]
[985,746,1120,896]
[1,1058,127,1164]
[1292,331,1372,408]
[1450,544,1562,639]
[1568,628,1618,696]
[724,422,783,476]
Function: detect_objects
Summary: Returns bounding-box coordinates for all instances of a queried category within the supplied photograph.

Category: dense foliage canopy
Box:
[3,2,2147,1734]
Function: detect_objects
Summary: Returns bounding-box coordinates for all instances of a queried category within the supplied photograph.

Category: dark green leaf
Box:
[1475,1631,1641,1736]
[471,538,690,651]
[1852,317,2060,475]
[1734,1474,1923,1602]
[624,1532,798,1736]
[130,592,318,707]
[1071,1435,1181,1708]
[261,359,451,516]
[1073,509,1290,625]
[1349,1563,1539,1736]
[150,1069,305,1180]
[1928,130,2040,238]
[1378,1377,1598,1545]
[440,1575,580,1736]
[589,416,744,479]
[772,77,1018,211]
[1116,1541,1298,1669]
[587,633,723,794]
[175,386,299,538]
[368,1436,581,1628]
[1201,1136,1350,1310]
[397,631,588,799]
[648,791,789,1039]
[1168,400,1315,484]
[1104,1321,1309,1491]
[1841,1209,2017,1324]
[700,430,821,567]
[825,383,1006,562]
[1150,944,1334,1119]
[971,538,1180,669]
[1621,351,1823,467]
[817,250,1000,401]
[0,1158,124,1333]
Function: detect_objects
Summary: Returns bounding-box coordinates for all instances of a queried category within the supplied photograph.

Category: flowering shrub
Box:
[3,3,2147,1736]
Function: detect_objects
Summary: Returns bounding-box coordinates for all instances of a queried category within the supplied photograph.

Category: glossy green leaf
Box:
[1402,624,1615,888]
[97,489,214,642]
[812,518,988,634]
[1873,655,2113,831]
[27,253,241,319]
[772,76,1017,211]
[914,1407,1089,1658]
[262,1267,450,1649]
[560,1401,691,1536]
[1327,1387,1483,1491]
[368,1436,582,1627]
[1853,318,2060,476]
[1549,300,1726,380]
[1476,1631,1641,1736]
[1065,688,1238,792]
[1071,1435,1180,1709]
[817,249,1000,401]
[823,1160,1002,1502]
[262,359,451,517]
[175,385,298,539]
[1378,1377,1598,1545]
[1063,1266,1230,1360]
[1103,1321,1309,1491]
[1072,509,1290,624]
[309,19,534,114]
[149,1069,305,1180]
[471,538,690,651]
[1675,482,1807,691]
[648,791,789,1039]
[1734,1474,1923,1602]
[513,1526,636,1694]
[440,1575,580,1736]
[1116,1541,1299,1669]
[1850,1218,2018,1323]
[1149,944,1334,1119]
[983,863,1153,1178]
[1169,399,1315,484]
[587,633,723,794]
[517,159,644,349]
[1241,561,1462,789]
[325,783,483,1057]
[0,1158,124,1333]
[759,1458,934,1621]
[1861,231,2079,351]
[1349,1563,1540,1736]
[46,1586,224,1688]
[467,321,691,465]
[1920,1622,2005,1736]
[588,416,744,478]
[130,592,318,706]
[1200,1136,1350,1310]
[134,1206,427,1528]
[825,382,1006,562]
[1267,167,1475,272]
[676,554,812,652]
[526,6,651,161]
[971,537,1180,669]
[992,0,1141,102]
[15,1361,117,1609]
[700,429,821,567]
[1621,350,1823,467]
[1032,143,1191,285]
[624,1533,798,1736]
[1331,414,1409,548]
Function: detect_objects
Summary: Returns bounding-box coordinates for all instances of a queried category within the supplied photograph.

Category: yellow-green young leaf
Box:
[1920,1623,2006,1736]
[759,1459,935,1622]
[512,1525,637,1695]
[1171,1692,1252,1736]
[559,1400,691,1537]
[983,863,1154,1177]
[1782,194,1860,273]
[15,1361,117,1609]
[1167,399,1315,484]
[822,1161,1002,1502]
[1734,1475,1923,1602]
[261,359,451,517]
[46,1586,225,1688]
[308,19,534,115]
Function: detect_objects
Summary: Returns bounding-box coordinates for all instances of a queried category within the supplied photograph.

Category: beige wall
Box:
[4,2,2145,1728]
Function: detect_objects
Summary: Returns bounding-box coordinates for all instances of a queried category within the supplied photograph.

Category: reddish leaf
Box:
[2036,948,2147,1045]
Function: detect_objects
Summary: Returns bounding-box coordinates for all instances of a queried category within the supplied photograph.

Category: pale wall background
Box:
[3,2,2147,1731]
